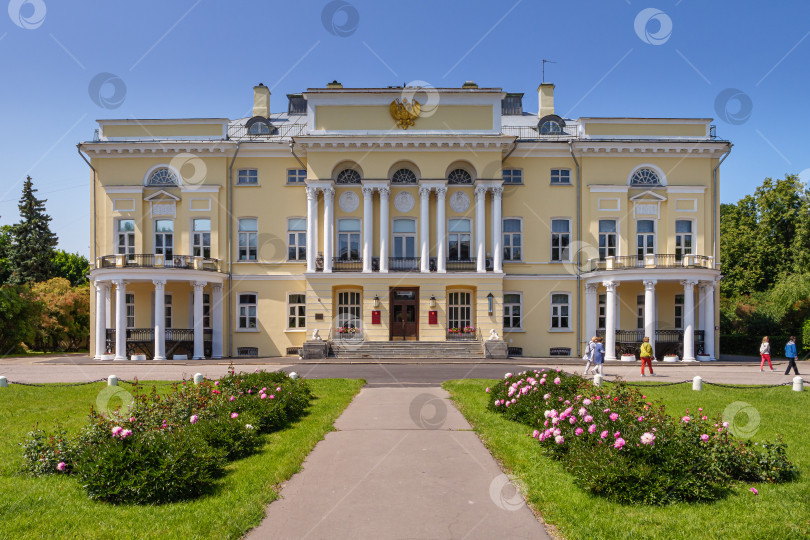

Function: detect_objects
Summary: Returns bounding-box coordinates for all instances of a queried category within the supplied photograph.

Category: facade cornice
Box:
[81,141,234,157]
[293,135,514,152]
[582,268,720,283]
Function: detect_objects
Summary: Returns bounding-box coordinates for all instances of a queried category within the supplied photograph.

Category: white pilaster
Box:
[603,281,618,361]
[94,281,109,360]
[436,186,447,273]
[379,186,390,273]
[105,285,111,328]
[192,281,206,360]
[322,187,334,273]
[153,279,166,361]
[419,186,431,273]
[703,281,716,360]
[682,280,697,361]
[475,186,487,273]
[112,279,127,361]
[492,186,503,273]
[585,283,598,341]
[305,186,318,273]
[211,283,223,359]
[643,279,657,358]
[362,187,374,273]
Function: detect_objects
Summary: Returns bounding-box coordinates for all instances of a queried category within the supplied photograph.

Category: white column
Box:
[105,285,111,328]
[584,283,598,342]
[703,281,716,360]
[436,186,447,273]
[643,279,657,358]
[94,281,109,360]
[112,279,127,361]
[419,186,431,273]
[192,281,206,360]
[475,186,487,273]
[682,280,697,361]
[492,186,503,273]
[153,279,166,361]
[211,283,223,359]
[323,187,334,273]
[379,187,390,273]
[603,281,618,361]
[362,187,374,273]
[305,186,318,273]
[614,288,621,330]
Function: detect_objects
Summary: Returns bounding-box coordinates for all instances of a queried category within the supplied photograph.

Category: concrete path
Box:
[246,387,549,540]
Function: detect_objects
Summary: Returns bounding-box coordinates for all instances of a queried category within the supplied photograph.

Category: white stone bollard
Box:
[692,375,703,391]
[289,372,298,380]
[793,376,804,392]
[593,373,603,387]
[108,375,118,386]
[193,373,204,385]
[0,376,7,388]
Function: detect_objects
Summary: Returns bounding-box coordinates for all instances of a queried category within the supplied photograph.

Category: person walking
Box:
[583,336,597,376]
[759,336,774,372]
[592,337,606,376]
[784,336,800,376]
[640,336,655,376]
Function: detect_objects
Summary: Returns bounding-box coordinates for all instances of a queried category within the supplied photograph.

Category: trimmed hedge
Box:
[720,334,799,357]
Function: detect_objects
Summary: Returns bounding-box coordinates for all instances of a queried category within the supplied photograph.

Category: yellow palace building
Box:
[81,80,729,361]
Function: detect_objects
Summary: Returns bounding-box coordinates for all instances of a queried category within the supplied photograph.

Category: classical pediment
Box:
[144,189,180,201]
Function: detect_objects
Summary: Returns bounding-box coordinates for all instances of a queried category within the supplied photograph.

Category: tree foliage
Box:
[7,176,58,284]
[52,250,89,286]
[0,284,40,354]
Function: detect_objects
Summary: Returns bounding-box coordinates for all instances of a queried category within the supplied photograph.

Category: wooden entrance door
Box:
[390,287,419,340]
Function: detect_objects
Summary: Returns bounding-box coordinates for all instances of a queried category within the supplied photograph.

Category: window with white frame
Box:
[392,219,417,259]
[675,220,693,261]
[164,294,172,329]
[287,218,306,260]
[338,219,361,260]
[598,219,617,260]
[448,291,472,329]
[337,291,361,329]
[502,169,522,184]
[154,219,174,259]
[636,220,655,258]
[117,219,135,256]
[598,294,606,330]
[147,167,179,186]
[551,293,570,329]
[637,295,645,330]
[630,167,662,186]
[192,218,211,258]
[448,219,472,261]
[237,169,258,185]
[503,219,522,261]
[125,293,135,328]
[287,169,306,184]
[675,294,684,329]
[287,293,306,329]
[238,218,258,261]
[238,293,257,329]
[550,219,570,262]
[203,293,211,329]
[550,169,571,185]
[503,293,522,330]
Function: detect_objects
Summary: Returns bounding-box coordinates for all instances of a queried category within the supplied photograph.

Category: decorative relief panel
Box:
[394,191,415,213]
[151,201,176,218]
[449,191,471,213]
[339,191,360,213]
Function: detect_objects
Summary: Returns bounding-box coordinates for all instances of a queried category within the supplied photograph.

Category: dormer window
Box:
[538,114,566,135]
[447,169,472,184]
[147,167,179,186]
[287,94,306,115]
[336,169,361,184]
[245,116,276,136]
[630,168,662,186]
[391,168,417,184]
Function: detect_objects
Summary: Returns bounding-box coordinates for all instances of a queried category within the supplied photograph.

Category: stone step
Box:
[330,340,484,359]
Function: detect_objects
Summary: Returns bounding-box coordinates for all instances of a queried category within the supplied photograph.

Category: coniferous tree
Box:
[8,176,58,284]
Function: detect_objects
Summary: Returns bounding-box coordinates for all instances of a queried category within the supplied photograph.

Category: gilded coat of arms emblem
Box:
[389,98,421,129]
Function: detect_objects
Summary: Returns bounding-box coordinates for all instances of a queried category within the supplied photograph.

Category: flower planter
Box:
[172,354,188,360]
[621,354,636,362]
[98,354,115,361]
[697,354,712,362]
[130,354,147,361]
[663,355,679,363]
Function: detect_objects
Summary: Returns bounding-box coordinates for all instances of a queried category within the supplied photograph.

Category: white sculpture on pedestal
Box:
[312,329,322,341]
[488,329,500,341]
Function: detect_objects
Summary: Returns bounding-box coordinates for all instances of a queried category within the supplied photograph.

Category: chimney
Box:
[538,83,555,117]
[462,80,478,89]
[253,83,270,117]
[326,80,343,89]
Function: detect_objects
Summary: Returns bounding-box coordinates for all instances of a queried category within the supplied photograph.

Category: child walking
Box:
[759,336,773,372]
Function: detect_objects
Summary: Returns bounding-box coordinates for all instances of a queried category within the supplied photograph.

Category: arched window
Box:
[447,168,472,184]
[245,116,275,136]
[630,168,662,186]
[147,167,179,186]
[538,114,566,135]
[391,168,417,184]
[336,169,361,184]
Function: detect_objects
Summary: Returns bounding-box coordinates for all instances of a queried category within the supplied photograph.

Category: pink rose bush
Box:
[492,369,797,505]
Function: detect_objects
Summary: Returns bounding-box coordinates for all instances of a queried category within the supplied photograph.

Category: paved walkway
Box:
[246,387,549,540]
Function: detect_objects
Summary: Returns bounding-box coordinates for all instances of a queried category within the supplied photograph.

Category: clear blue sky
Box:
[1,0,809,256]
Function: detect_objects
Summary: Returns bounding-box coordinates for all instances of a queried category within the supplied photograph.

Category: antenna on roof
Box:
[541,59,556,83]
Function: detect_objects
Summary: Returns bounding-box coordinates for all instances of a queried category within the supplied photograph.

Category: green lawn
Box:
[444,379,810,540]
[0,378,364,539]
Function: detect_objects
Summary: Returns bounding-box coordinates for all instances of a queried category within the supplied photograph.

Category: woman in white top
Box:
[583,336,597,375]
[759,336,774,372]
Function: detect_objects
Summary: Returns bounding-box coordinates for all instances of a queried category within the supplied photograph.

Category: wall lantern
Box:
[487,293,494,315]
[373,295,380,308]
[430,295,436,308]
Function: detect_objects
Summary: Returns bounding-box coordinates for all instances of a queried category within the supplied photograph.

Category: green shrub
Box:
[190,412,263,460]
[20,427,74,476]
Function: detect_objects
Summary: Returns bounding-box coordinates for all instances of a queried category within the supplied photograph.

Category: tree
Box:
[31,278,90,351]
[0,284,40,354]
[0,225,12,283]
[52,250,89,286]
[7,176,58,284]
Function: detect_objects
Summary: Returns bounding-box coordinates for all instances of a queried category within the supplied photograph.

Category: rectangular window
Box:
[637,220,655,258]
[551,293,570,329]
[164,294,172,329]
[550,169,571,185]
[598,294,606,330]
[117,219,135,256]
[203,293,211,329]
[287,218,307,260]
[448,291,472,329]
[288,293,306,329]
[502,169,523,184]
[448,219,472,261]
[598,219,617,260]
[392,219,417,259]
[287,169,306,184]
[237,169,258,185]
[675,294,684,329]
[338,219,361,260]
[238,293,257,329]
[675,220,693,261]
[125,293,135,329]
[503,219,522,261]
[337,291,361,329]
[154,220,173,259]
[238,218,258,261]
[192,218,211,258]
[550,219,570,262]
[637,295,645,330]
[503,293,522,330]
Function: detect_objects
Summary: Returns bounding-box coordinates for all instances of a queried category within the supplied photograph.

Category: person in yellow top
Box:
[640,336,655,377]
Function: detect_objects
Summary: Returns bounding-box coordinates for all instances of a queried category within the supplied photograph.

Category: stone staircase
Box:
[329,340,485,359]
